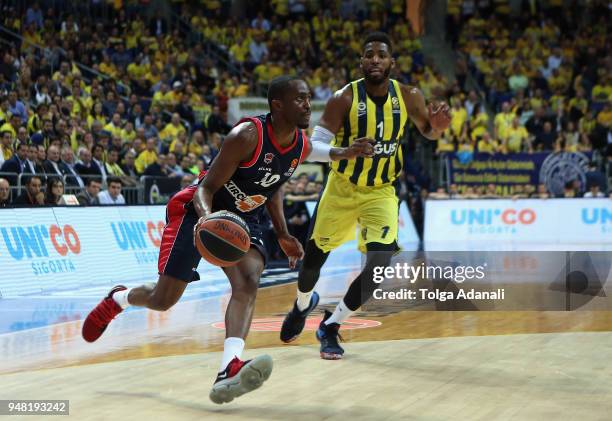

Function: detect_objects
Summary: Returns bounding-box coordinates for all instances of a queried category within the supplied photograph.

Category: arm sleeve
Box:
[305,125,335,162]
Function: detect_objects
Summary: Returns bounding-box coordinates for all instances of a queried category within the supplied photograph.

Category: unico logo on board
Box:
[581,207,612,234]
[111,220,165,264]
[0,224,81,276]
[450,207,536,234]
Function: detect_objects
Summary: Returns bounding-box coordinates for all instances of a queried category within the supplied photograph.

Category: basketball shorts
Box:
[310,171,399,254]
[158,192,268,282]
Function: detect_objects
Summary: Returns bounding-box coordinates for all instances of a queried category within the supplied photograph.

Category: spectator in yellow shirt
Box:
[436,130,455,154]
[52,61,73,88]
[0,115,21,138]
[591,75,612,105]
[502,117,530,153]
[596,103,612,128]
[103,113,124,139]
[152,83,173,110]
[135,138,159,174]
[98,54,118,78]
[184,130,204,157]
[121,122,137,143]
[494,102,515,140]
[159,113,186,145]
[0,131,13,162]
[449,97,468,139]
[477,132,500,154]
[169,81,184,105]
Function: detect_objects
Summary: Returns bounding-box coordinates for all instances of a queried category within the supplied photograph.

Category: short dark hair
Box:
[25,175,41,186]
[86,177,102,186]
[363,32,393,52]
[267,75,301,107]
[107,176,122,187]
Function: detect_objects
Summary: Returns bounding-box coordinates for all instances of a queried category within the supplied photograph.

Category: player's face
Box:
[361,42,394,84]
[285,80,312,130]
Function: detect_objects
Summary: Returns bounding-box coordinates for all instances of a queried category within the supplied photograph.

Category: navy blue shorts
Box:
[158,188,268,283]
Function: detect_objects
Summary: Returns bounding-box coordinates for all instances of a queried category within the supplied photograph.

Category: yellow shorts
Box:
[310,171,399,254]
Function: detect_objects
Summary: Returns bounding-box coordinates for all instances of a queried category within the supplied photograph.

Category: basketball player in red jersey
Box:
[81,76,373,404]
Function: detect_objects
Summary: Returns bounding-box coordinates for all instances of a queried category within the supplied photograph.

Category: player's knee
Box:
[234,273,260,298]
[302,240,329,270]
[365,242,396,267]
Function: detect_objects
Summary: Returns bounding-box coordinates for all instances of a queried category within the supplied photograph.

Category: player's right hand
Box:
[193,216,207,247]
[343,137,375,159]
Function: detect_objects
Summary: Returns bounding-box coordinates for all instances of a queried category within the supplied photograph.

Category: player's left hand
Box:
[341,137,375,159]
[278,234,304,269]
[428,101,451,132]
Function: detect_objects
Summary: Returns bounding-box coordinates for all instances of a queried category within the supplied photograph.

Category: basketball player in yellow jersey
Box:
[280,32,452,359]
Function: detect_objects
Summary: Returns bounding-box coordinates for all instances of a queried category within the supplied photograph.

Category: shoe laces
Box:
[323,322,344,343]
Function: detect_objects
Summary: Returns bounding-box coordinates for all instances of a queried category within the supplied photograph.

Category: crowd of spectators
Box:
[0,1,425,212]
[438,0,611,158]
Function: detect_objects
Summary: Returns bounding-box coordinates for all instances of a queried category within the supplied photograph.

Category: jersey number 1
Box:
[377,121,384,139]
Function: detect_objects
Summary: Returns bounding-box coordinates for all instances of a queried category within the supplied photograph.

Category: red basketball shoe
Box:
[209,355,273,404]
[82,285,127,342]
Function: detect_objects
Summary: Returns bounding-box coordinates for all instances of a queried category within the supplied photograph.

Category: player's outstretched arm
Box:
[402,85,451,140]
[304,86,374,162]
[265,189,304,269]
[193,122,258,220]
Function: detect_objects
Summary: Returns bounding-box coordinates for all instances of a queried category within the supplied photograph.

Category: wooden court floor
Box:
[1,282,612,420]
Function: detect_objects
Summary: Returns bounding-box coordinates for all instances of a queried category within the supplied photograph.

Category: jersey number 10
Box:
[255,172,281,188]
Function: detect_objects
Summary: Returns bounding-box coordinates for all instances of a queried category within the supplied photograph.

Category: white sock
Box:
[296,289,313,311]
[112,288,132,309]
[219,337,245,371]
[325,300,353,325]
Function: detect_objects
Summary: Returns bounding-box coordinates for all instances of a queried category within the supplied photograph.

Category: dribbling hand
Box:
[278,234,304,269]
[193,216,207,247]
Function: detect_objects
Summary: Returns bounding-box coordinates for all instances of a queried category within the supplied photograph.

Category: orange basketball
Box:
[195,211,251,267]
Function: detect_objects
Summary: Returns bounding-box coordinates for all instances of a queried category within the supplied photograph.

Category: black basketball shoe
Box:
[316,310,344,360]
[280,291,320,343]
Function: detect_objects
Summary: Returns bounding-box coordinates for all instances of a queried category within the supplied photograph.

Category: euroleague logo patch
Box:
[284,158,299,176]
[212,317,381,331]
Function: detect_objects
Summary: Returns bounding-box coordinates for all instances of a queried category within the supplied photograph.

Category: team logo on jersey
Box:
[264,153,275,164]
[391,97,401,113]
[224,180,267,212]
[284,158,299,176]
[357,101,367,117]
